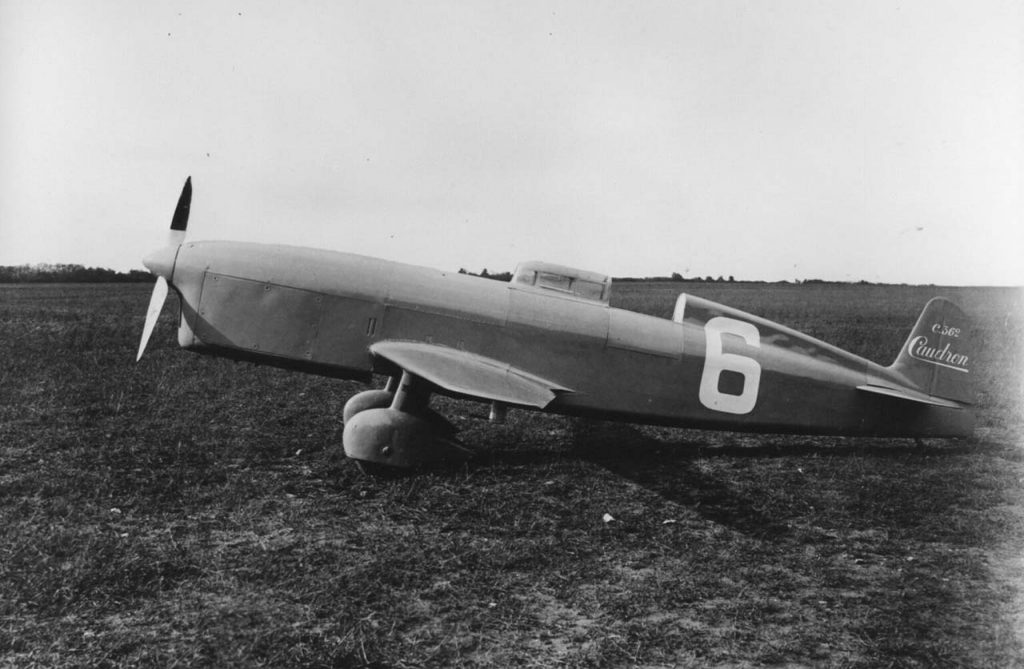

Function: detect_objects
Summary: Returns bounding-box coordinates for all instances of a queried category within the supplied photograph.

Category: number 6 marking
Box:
[699,317,761,415]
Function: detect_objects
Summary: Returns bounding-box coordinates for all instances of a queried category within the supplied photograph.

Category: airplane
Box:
[137,178,975,472]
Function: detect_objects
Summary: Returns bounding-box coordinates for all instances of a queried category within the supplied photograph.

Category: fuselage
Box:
[158,240,971,437]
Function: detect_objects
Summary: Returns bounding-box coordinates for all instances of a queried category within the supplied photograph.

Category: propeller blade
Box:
[136,275,169,362]
[166,176,191,246]
[170,176,192,232]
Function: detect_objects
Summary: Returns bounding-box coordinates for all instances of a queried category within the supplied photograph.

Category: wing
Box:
[370,341,572,408]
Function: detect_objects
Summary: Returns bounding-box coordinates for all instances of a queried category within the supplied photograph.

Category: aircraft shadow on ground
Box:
[469,420,978,538]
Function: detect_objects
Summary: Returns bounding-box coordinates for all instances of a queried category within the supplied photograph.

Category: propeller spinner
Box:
[136,176,191,361]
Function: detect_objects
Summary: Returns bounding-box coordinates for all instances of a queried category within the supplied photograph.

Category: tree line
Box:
[0,264,154,283]
[458,268,744,283]
[616,273,737,283]
[1,263,871,286]
[457,268,514,282]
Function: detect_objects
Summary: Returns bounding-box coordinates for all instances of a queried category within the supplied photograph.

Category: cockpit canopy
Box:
[511,261,612,305]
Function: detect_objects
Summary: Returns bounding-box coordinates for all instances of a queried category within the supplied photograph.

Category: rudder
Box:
[889,297,974,405]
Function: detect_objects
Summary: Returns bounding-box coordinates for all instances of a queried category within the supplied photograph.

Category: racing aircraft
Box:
[137,178,975,470]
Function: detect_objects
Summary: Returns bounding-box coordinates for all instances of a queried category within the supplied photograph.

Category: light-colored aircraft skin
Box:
[138,179,974,469]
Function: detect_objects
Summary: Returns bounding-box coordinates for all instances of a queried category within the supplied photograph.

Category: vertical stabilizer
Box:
[889,298,974,405]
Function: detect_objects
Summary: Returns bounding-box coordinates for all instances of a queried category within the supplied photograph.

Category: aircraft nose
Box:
[143,244,179,281]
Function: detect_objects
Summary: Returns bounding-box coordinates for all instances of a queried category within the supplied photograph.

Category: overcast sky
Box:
[1,0,1020,284]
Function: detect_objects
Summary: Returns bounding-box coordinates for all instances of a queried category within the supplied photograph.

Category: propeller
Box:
[136,176,191,362]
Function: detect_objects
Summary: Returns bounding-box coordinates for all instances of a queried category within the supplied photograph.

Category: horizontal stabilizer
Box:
[371,341,572,408]
[856,384,966,409]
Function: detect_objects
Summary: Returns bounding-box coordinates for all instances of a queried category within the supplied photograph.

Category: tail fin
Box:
[889,297,974,405]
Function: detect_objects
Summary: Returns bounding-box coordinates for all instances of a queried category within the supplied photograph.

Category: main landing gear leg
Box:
[342,371,470,473]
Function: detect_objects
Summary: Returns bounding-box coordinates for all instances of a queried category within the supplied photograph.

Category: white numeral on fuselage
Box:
[699,317,761,415]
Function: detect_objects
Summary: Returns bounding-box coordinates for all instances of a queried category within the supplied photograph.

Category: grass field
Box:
[1,281,1022,667]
